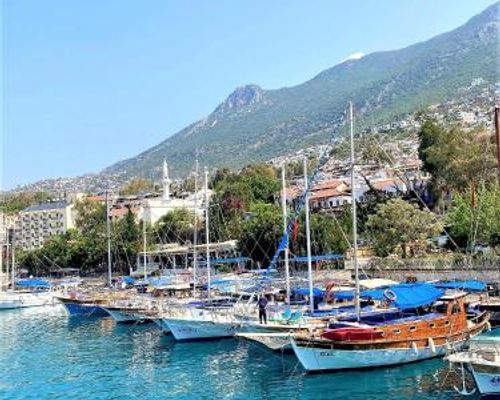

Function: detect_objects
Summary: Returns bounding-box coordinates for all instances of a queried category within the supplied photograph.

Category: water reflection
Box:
[0,310,480,400]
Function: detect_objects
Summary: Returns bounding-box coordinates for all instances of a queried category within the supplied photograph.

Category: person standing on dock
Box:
[258,294,268,324]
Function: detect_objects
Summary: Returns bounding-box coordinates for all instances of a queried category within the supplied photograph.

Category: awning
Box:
[15,278,52,288]
[433,280,486,292]
[332,283,444,310]
[291,253,343,262]
[292,287,324,298]
[212,257,251,264]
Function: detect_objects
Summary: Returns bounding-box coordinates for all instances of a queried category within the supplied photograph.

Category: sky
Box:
[2,0,498,189]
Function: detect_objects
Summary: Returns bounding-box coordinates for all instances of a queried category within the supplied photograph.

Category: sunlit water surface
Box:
[0,306,488,399]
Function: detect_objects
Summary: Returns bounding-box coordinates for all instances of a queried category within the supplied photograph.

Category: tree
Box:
[446,187,500,249]
[119,178,157,195]
[0,191,54,214]
[418,119,496,204]
[293,209,351,256]
[209,163,280,243]
[112,208,141,273]
[366,199,442,257]
[155,208,195,244]
[239,203,282,265]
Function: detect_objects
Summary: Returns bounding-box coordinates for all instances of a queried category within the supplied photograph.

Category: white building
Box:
[18,201,75,250]
[140,160,211,225]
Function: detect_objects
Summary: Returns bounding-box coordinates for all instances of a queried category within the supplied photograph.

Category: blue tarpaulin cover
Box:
[333,290,355,300]
[15,278,51,288]
[147,277,172,287]
[292,287,324,298]
[363,283,444,310]
[332,283,444,310]
[433,280,486,292]
[122,276,135,284]
[211,257,251,264]
[291,254,343,262]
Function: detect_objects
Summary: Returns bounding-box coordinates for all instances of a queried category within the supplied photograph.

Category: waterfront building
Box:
[17,202,75,250]
[140,159,209,225]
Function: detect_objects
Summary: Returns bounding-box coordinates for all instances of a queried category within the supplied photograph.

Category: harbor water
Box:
[0,305,488,400]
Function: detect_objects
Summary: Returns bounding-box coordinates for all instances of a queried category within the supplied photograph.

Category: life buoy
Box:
[383,289,397,303]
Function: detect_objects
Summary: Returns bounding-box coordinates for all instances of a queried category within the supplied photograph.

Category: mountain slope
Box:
[104,2,499,180]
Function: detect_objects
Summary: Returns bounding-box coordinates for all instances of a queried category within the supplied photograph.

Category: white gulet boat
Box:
[447,331,500,397]
[0,279,56,310]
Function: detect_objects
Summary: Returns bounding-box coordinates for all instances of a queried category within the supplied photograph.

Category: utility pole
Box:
[204,167,211,299]
[105,190,112,287]
[494,105,500,183]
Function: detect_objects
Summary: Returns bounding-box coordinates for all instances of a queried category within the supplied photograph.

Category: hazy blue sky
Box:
[2,0,497,189]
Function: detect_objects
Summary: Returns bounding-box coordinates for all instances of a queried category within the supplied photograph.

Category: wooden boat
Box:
[290,292,490,371]
[478,301,500,327]
[0,291,55,310]
[321,326,384,341]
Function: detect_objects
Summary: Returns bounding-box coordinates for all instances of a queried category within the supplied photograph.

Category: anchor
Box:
[453,363,476,396]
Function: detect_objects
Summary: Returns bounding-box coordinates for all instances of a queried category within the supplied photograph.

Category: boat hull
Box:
[165,318,243,341]
[103,308,149,323]
[153,319,171,334]
[60,301,109,317]
[471,365,500,395]
[290,339,454,371]
[0,292,55,310]
[236,332,292,351]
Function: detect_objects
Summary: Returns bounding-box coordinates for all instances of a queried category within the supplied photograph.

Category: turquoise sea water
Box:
[0,306,492,400]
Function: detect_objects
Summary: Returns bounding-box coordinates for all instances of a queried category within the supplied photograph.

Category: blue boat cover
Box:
[332,283,444,310]
[15,278,51,288]
[292,287,324,298]
[333,290,355,300]
[211,257,251,264]
[122,276,135,284]
[146,277,172,287]
[363,283,444,310]
[291,253,343,262]
[433,280,486,292]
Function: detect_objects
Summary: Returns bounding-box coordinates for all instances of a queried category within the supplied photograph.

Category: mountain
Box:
[105,3,498,180]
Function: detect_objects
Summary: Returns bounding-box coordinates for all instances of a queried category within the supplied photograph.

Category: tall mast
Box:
[494,105,500,183]
[105,190,112,287]
[281,162,291,304]
[192,159,199,298]
[5,240,9,291]
[0,227,4,292]
[303,156,314,313]
[204,167,211,299]
[0,242,3,292]
[142,220,147,281]
[349,101,360,319]
[11,234,15,291]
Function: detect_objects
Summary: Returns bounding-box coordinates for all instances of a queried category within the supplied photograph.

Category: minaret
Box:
[162,159,171,201]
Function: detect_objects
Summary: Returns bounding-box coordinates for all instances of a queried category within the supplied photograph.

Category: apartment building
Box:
[18,202,74,250]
